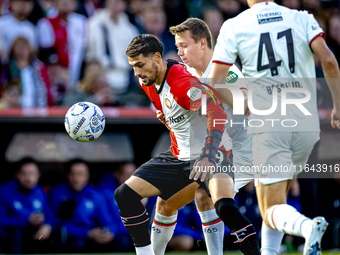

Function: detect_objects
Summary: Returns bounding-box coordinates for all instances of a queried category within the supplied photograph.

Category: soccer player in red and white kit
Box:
[114,34,261,255]
[210,0,340,254]
[151,18,256,255]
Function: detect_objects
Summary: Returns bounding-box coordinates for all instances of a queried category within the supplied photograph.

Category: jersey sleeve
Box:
[304,12,325,45]
[212,20,238,65]
[227,65,248,90]
[168,65,227,134]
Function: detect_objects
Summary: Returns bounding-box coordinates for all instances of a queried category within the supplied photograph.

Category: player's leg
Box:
[151,183,198,255]
[209,173,261,255]
[115,176,160,255]
[253,132,328,255]
[115,150,198,255]
[195,188,224,255]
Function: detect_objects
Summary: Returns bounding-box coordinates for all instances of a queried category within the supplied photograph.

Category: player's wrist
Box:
[200,129,222,160]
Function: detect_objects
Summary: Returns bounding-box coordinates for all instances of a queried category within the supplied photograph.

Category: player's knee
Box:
[195,188,214,212]
[214,197,239,220]
[114,183,142,212]
[156,198,178,216]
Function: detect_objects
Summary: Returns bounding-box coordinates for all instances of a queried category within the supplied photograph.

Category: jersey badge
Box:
[226,71,238,83]
[165,98,172,109]
[187,87,202,101]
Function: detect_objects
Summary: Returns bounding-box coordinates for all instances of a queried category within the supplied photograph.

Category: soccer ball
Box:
[64,102,105,142]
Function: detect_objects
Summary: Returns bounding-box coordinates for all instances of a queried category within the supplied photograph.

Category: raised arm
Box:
[311,36,340,129]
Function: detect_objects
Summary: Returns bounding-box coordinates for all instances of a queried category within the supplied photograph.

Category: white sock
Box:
[261,221,284,255]
[267,204,312,238]
[151,212,177,255]
[136,244,155,255]
[199,209,224,255]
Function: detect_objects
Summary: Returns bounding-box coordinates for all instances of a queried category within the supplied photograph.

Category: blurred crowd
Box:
[0,158,339,253]
[0,0,339,109]
[0,158,340,254]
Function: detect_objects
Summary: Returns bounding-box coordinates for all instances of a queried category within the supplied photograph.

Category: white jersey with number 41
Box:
[213,1,324,133]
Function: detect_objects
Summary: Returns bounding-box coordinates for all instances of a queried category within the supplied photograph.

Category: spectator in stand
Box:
[97,162,139,251]
[37,0,87,87]
[302,0,322,13]
[0,0,36,58]
[1,37,53,107]
[139,5,178,59]
[328,15,340,65]
[318,170,340,249]
[87,0,138,101]
[76,0,102,18]
[0,82,21,108]
[217,0,243,20]
[0,158,54,254]
[27,0,58,25]
[46,55,69,105]
[125,0,147,29]
[48,159,118,252]
[203,8,224,48]
[63,68,115,106]
[281,0,302,10]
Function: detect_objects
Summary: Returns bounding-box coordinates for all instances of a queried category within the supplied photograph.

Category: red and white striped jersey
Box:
[142,60,232,161]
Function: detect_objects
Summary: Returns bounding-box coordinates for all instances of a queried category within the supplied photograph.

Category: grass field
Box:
[43,251,340,255]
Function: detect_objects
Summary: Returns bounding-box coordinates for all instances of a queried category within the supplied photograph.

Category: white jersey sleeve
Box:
[304,11,325,44]
[213,20,238,65]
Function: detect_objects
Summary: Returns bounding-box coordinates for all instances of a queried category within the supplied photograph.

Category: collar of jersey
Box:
[154,59,177,94]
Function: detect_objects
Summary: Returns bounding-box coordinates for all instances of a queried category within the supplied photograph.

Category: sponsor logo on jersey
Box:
[187,87,202,101]
[257,12,283,25]
[165,98,172,109]
[226,71,238,83]
[167,115,185,125]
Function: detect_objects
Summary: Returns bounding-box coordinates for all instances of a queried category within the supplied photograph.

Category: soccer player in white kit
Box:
[210,0,340,254]
[151,18,256,255]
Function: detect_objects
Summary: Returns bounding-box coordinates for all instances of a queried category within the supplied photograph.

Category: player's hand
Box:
[33,224,52,240]
[29,212,45,227]
[88,227,114,244]
[189,157,216,182]
[331,108,340,129]
[156,110,166,124]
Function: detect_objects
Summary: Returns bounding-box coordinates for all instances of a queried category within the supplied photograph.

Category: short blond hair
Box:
[169,18,213,49]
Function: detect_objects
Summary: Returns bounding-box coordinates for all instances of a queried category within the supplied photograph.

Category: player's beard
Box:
[144,61,159,86]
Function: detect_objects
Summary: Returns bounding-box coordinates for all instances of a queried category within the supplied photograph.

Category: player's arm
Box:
[210,63,249,115]
[210,63,233,107]
[311,36,340,129]
[189,86,228,181]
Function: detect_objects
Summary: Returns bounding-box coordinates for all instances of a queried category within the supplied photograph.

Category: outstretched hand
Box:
[189,157,215,182]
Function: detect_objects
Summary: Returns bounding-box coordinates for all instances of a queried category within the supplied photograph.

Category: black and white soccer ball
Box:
[64,102,105,142]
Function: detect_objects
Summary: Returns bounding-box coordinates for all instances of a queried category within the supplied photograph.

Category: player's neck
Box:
[249,0,274,7]
[195,50,213,77]
[154,59,168,85]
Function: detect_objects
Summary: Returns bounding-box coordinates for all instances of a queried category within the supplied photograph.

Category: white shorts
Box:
[233,137,254,195]
[252,132,320,186]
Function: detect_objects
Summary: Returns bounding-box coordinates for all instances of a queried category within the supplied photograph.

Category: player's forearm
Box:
[321,55,340,109]
[206,102,227,134]
[215,87,233,108]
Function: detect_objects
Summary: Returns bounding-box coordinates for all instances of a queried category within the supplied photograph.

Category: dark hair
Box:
[126,34,164,58]
[15,157,38,173]
[64,159,90,174]
[169,18,213,49]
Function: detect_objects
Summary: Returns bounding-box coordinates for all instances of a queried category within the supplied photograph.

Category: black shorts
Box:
[133,149,234,201]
